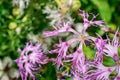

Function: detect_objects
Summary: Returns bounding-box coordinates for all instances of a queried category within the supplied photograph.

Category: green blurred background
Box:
[0,0,120,80]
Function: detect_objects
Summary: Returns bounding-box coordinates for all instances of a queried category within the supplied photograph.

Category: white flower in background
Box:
[74,23,84,33]
[27,32,39,43]
[27,33,53,52]
[43,6,74,27]
[43,6,61,26]
[74,23,89,36]
[40,37,53,53]
[12,0,30,14]
[0,57,19,80]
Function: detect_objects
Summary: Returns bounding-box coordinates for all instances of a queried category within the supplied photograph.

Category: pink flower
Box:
[49,38,78,67]
[43,10,105,79]
[87,62,115,80]
[43,21,79,37]
[79,10,104,34]
[103,31,119,61]
[71,43,85,72]
[92,35,107,62]
[69,42,90,80]
[15,42,48,80]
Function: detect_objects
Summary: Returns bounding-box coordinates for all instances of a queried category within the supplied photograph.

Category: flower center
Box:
[79,35,85,42]
[117,61,120,66]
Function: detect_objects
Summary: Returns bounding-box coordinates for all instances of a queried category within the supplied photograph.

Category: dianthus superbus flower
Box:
[43,10,105,79]
[86,62,115,80]
[70,42,89,80]
[92,35,107,62]
[15,42,48,80]
[78,10,104,34]
[103,31,119,61]
[87,31,120,80]
[103,31,120,79]
[49,38,78,67]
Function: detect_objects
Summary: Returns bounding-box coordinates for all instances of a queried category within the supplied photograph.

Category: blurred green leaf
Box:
[37,63,57,80]
[91,0,112,22]
[103,55,116,67]
[118,47,120,58]
[83,45,95,60]
[67,78,72,80]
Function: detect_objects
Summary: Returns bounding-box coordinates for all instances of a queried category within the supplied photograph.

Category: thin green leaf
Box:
[91,0,112,22]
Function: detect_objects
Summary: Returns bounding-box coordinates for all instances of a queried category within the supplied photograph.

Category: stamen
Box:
[79,35,85,42]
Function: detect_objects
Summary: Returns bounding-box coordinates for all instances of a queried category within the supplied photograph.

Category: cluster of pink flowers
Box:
[15,10,120,80]
[15,42,48,80]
